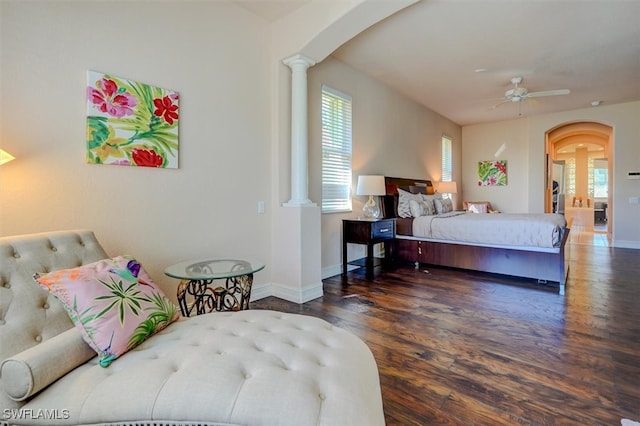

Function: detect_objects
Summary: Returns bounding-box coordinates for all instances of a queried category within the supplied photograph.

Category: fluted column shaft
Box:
[283,54,316,207]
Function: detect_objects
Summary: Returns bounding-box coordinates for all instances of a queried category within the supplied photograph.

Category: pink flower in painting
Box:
[87,78,137,118]
[153,96,179,125]
[132,148,164,167]
[486,175,497,186]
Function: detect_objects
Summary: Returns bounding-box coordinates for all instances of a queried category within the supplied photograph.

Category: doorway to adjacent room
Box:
[545,122,613,246]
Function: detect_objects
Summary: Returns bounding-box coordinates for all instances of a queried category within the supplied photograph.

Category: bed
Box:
[382,177,570,294]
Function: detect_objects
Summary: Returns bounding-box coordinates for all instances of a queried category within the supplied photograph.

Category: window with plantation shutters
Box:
[321,85,352,213]
[442,135,452,182]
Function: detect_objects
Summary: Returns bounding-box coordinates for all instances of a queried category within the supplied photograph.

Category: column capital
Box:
[283,54,316,70]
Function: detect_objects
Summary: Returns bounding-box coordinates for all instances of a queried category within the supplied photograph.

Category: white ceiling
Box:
[236,0,308,22]
[241,0,640,127]
[332,0,640,126]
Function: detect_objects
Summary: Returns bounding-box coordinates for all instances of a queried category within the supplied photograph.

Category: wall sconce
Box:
[438,181,457,199]
[0,149,16,165]
[356,175,385,219]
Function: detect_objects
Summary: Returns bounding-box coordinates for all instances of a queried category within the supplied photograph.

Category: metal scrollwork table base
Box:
[165,259,265,317]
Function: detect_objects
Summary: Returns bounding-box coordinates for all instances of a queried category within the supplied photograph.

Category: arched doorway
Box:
[545,122,613,245]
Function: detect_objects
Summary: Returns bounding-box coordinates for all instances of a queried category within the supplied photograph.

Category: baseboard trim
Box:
[249,282,272,301]
[612,240,640,249]
[322,263,359,279]
[250,281,324,304]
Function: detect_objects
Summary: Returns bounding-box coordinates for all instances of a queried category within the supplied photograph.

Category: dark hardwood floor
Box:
[252,243,640,425]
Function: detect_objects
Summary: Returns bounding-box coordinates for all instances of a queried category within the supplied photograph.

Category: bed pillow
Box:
[397,188,426,218]
[464,201,493,213]
[33,256,179,368]
[409,198,436,217]
[434,198,453,214]
[0,328,95,401]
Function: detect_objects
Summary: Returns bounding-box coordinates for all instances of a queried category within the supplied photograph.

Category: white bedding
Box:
[412,211,567,248]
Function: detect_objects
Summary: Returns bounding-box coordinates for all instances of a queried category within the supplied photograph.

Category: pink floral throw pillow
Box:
[34,256,179,368]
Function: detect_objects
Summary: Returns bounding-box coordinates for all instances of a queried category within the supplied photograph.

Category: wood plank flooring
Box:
[252,243,640,425]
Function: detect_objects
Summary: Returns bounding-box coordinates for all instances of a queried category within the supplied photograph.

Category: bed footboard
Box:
[396,228,570,295]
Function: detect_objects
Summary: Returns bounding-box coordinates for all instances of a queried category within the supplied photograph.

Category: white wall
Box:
[0,1,272,298]
[529,101,640,248]
[308,57,462,276]
[462,118,530,212]
[462,101,640,248]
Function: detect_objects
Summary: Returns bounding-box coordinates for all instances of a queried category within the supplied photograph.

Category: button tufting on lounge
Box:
[0,227,385,426]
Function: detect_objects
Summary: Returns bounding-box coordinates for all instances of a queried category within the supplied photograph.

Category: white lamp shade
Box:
[439,181,457,194]
[356,175,386,196]
[0,149,15,166]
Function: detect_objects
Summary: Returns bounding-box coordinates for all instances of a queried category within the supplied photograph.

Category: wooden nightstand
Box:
[342,218,396,277]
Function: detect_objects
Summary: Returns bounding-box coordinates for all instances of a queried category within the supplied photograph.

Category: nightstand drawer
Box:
[372,221,394,239]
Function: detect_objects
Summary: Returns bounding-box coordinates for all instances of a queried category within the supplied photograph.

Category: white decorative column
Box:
[269,53,322,304]
[283,54,316,207]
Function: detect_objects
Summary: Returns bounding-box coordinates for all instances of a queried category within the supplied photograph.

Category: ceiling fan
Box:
[492,76,570,109]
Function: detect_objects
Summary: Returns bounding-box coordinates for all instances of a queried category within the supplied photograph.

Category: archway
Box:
[546,122,613,244]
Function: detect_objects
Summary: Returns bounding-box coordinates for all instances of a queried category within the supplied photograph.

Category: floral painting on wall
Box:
[86,71,179,168]
[478,160,507,186]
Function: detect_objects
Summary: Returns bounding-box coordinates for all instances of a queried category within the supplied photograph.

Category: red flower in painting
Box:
[494,161,507,174]
[153,96,179,125]
[132,148,164,168]
[87,78,137,118]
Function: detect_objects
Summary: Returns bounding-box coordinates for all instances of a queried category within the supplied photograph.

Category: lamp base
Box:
[362,195,381,219]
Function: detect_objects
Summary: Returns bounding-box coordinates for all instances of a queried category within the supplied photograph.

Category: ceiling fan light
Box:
[505,87,528,101]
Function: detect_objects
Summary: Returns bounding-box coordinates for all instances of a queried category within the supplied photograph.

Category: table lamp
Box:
[438,181,457,198]
[356,175,385,218]
[0,149,15,165]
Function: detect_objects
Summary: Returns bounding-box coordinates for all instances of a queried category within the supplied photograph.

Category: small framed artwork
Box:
[478,160,507,186]
[86,71,179,168]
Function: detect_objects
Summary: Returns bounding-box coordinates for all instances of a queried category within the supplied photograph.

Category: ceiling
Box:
[236,1,308,22]
[557,143,604,154]
[241,0,640,127]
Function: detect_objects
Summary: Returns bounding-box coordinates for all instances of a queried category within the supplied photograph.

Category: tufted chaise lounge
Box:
[0,230,385,426]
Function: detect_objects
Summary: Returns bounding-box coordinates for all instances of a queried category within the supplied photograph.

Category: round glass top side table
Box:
[165,258,265,317]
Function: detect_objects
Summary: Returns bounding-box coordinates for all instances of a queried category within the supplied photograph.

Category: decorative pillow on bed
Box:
[434,198,453,214]
[464,201,493,213]
[397,188,426,218]
[409,198,436,217]
[33,256,179,368]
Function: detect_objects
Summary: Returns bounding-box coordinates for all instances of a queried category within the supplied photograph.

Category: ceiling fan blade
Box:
[489,99,510,110]
[526,89,570,98]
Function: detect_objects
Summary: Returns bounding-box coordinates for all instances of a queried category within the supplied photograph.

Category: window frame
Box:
[441,135,453,198]
[320,85,353,214]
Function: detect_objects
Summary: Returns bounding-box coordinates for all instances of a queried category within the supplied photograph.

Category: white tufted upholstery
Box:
[0,231,384,426]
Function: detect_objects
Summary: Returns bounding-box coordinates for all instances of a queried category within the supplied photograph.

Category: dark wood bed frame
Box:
[383,176,570,295]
